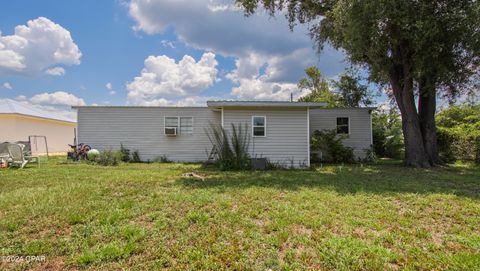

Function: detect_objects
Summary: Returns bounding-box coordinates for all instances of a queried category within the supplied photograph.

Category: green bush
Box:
[96,149,122,166]
[131,151,141,163]
[119,143,131,163]
[206,123,251,170]
[153,155,171,163]
[118,144,142,163]
[436,128,456,162]
[266,159,283,170]
[475,138,480,164]
[363,146,378,163]
[436,105,480,162]
[311,129,354,163]
[372,108,404,159]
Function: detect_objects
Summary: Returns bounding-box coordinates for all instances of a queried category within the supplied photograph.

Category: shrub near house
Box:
[436,105,480,163]
[310,129,355,163]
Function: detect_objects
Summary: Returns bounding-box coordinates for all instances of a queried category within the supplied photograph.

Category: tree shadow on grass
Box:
[176,162,480,199]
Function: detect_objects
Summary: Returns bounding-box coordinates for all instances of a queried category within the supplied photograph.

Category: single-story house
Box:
[0,99,76,153]
[73,101,374,167]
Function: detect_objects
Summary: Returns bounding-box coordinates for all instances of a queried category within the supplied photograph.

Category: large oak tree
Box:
[236,0,480,167]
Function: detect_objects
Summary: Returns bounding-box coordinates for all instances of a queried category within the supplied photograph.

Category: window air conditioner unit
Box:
[165,127,177,136]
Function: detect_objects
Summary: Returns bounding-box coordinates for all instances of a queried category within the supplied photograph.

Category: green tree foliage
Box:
[436,105,480,162]
[298,66,374,108]
[333,69,374,108]
[298,66,338,107]
[372,107,404,159]
[236,0,480,167]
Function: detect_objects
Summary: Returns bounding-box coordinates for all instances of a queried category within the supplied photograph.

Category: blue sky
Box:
[0,0,351,119]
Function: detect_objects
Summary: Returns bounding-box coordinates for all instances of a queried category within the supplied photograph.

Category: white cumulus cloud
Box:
[230,79,299,101]
[226,52,308,100]
[105,83,116,95]
[45,66,65,76]
[128,0,346,101]
[160,40,175,49]
[13,91,85,121]
[126,52,218,105]
[30,91,86,106]
[128,0,308,57]
[2,82,12,90]
[0,17,81,76]
[16,95,27,101]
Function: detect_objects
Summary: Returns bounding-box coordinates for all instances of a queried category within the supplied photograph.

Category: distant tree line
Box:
[236,0,480,167]
[298,66,479,163]
[297,66,374,108]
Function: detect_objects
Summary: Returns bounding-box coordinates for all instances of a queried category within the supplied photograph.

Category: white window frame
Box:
[164,116,194,135]
[336,117,350,135]
[179,116,194,135]
[164,116,179,135]
[252,115,266,137]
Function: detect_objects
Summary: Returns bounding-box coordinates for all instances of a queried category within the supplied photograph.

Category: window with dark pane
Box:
[252,116,265,137]
[336,117,349,134]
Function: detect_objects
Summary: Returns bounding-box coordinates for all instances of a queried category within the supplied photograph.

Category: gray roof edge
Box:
[310,106,377,110]
[72,106,208,109]
[72,103,376,110]
[206,100,328,107]
[72,103,327,109]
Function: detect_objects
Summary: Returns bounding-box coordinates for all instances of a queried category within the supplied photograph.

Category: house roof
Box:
[0,99,76,123]
[72,100,328,109]
[206,100,328,108]
[72,100,376,110]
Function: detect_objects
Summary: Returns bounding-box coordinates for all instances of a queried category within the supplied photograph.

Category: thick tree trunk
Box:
[389,70,431,168]
[418,79,442,165]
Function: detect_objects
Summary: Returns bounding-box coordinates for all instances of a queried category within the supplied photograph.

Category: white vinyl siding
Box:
[223,108,309,168]
[76,105,373,165]
[77,107,220,162]
[310,108,372,159]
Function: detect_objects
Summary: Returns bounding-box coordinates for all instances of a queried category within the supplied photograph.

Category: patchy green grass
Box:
[0,158,479,270]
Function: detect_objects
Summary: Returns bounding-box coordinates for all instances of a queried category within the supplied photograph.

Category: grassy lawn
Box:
[0,158,479,270]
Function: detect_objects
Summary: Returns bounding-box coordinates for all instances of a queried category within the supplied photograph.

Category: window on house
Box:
[180,117,193,134]
[165,117,178,128]
[165,116,193,135]
[336,117,349,134]
[252,116,266,137]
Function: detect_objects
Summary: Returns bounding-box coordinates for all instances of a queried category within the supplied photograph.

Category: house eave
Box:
[206,100,327,108]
